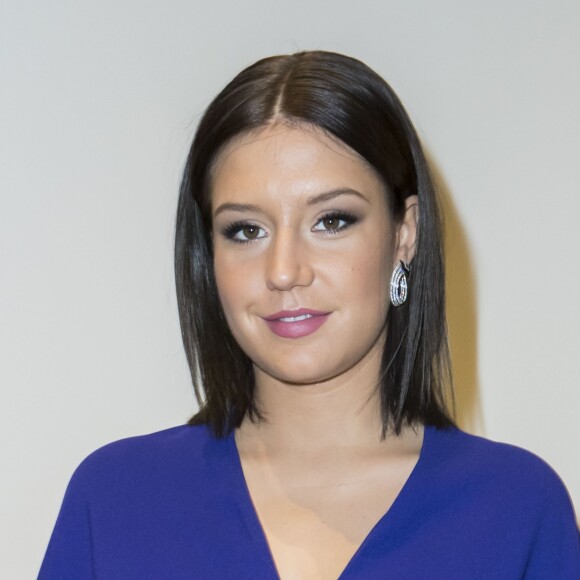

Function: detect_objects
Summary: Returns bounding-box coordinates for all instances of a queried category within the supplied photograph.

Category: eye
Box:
[221,221,267,243]
[312,211,358,234]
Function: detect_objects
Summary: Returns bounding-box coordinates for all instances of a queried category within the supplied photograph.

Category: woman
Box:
[39,51,579,579]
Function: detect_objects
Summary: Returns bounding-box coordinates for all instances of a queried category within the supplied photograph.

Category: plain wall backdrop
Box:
[1,1,578,577]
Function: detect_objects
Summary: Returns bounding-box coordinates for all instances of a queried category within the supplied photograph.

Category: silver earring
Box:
[390,261,410,307]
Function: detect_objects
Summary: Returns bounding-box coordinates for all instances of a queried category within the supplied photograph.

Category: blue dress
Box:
[39,424,580,579]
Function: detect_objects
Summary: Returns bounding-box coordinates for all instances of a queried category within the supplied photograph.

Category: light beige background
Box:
[1,1,578,577]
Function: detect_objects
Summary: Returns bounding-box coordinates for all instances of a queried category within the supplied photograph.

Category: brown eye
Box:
[313,211,357,234]
[223,222,267,243]
[321,217,341,231]
[242,226,260,239]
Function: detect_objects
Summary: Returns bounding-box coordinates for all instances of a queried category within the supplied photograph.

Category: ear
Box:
[394,195,418,265]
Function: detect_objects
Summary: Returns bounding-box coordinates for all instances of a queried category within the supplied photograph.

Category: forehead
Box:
[210,123,387,208]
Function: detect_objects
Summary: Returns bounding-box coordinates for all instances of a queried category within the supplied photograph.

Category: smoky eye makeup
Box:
[312,209,360,234]
[220,220,266,243]
[219,208,362,243]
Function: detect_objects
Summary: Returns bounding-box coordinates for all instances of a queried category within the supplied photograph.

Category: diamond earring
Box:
[390,261,410,307]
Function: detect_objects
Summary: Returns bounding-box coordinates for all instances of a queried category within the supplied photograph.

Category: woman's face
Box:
[211,124,416,387]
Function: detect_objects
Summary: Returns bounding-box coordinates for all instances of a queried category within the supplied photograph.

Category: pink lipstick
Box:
[263,309,330,339]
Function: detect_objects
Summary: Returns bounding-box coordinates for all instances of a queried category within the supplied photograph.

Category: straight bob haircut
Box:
[175,50,455,438]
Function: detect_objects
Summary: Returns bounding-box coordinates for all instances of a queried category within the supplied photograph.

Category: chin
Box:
[254,355,349,387]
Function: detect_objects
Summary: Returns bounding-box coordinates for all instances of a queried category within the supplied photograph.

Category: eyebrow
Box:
[213,188,370,218]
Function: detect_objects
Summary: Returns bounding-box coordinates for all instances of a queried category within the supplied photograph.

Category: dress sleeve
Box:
[524,468,580,579]
[38,464,94,579]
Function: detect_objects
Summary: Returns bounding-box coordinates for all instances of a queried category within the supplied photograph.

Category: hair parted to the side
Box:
[175,50,455,438]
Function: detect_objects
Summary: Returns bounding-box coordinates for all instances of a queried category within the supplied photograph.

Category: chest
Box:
[240,453,421,580]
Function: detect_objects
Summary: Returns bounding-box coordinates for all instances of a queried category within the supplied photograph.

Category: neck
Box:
[238,347,388,453]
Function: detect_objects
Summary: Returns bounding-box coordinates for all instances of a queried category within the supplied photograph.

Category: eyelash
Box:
[312,210,358,234]
[220,210,359,244]
[221,221,266,244]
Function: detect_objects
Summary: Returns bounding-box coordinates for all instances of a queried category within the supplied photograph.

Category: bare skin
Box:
[212,124,421,579]
[235,380,424,580]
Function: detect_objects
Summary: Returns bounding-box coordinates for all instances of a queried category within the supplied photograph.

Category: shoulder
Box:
[67,424,219,495]
[428,425,561,476]
[413,427,580,576]
[79,423,211,465]
[426,425,575,511]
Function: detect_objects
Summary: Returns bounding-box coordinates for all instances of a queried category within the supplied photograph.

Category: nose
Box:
[265,229,314,291]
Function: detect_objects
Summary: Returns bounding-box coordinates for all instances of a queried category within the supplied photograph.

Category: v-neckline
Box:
[227,424,433,580]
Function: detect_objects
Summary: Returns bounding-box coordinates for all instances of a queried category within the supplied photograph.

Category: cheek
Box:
[213,249,236,315]
[349,254,391,314]
[344,236,392,294]
[213,250,260,326]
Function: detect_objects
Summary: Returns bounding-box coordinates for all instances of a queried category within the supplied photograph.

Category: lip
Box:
[263,309,331,339]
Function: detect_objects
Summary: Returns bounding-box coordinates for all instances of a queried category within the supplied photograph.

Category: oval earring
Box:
[390,261,410,307]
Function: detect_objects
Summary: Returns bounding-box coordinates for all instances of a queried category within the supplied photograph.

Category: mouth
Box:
[277,313,315,322]
[263,309,331,339]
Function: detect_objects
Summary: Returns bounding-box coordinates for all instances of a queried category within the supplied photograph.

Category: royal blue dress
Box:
[39,424,580,579]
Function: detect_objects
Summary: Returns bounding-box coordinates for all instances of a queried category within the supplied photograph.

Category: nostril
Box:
[265,249,314,291]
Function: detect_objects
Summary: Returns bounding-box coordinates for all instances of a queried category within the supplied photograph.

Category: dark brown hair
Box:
[175,50,455,437]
